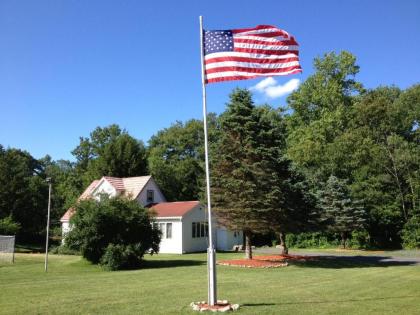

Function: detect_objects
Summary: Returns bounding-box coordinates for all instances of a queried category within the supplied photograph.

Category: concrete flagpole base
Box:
[190,300,240,312]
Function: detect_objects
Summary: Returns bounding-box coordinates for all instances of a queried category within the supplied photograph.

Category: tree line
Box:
[0,51,419,251]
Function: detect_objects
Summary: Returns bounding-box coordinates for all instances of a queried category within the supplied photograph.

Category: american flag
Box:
[203,25,301,84]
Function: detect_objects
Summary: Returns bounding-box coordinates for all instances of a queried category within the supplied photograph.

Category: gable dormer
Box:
[136,177,166,206]
[91,177,120,200]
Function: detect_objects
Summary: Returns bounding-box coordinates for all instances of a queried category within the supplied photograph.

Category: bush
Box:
[0,216,20,235]
[347,230,371,249]
[100,243,146,270]
[65,196,161,269]
[286,232,339,249]
[402,215,420,249]
[49,244,80,255]
[285,231,374,249]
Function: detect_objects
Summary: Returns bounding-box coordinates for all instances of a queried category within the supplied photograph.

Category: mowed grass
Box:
[1,252,420,315]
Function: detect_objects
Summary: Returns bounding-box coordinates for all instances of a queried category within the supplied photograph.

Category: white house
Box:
[60,175,242,253]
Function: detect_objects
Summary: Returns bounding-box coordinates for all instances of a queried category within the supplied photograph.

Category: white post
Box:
[45,178,52,272]
[199,15,217,306]
[11,236,15,264]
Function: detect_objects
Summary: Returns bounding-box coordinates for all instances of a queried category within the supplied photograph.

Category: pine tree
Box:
[318,175,366,248]
[211,89,316,258]
[212,89,271,259]
[254,106,318,254]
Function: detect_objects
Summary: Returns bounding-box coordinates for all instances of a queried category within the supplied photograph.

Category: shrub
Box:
[49,244,80,255]
[65,196,161,269]
[286,232,340,249]
[348,230,371,249]
[100,243,146,270]
[0,216,20,235]
[402,215,420,249]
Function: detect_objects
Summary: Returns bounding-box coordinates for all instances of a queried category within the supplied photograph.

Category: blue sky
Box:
[1,0,419,161]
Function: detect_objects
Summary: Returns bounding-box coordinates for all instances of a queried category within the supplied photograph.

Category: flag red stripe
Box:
[205,69,302,83]
[232,25,286,34]
[240,31,292,38]
[205,65,302,75]
[234,47,299,55]
[205,56,299,65]
[234,38,298,46]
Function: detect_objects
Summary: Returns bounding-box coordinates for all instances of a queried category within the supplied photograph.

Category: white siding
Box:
[61,221,71,244]
[136,178,166,206]
[216,227,243,251]
[182,205,214,253]
[155,218,183,254]
[92,180,117,199]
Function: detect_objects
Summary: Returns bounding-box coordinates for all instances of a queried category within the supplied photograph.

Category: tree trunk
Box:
[385,141,408,220]
[245,230,253,259]
[341,232,347,249]
[278,232,288,255]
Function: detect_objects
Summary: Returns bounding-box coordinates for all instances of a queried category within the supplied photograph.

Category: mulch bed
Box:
[217,254,316,268]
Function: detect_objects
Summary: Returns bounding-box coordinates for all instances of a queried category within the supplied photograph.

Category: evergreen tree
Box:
[212,89,315,257]
[254,106,317,254]
[212,89,270,259]
[318,175,366,248]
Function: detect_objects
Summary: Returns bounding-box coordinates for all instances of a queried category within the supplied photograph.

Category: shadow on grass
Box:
[290,255,419,268]
[140,259,205,269]
[242,295,420,308]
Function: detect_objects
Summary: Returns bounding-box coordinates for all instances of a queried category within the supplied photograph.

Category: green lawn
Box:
[1,251,420,315]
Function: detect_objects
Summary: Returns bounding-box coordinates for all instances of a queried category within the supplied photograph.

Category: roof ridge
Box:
[122,175,151,179]
[157,200,199,203]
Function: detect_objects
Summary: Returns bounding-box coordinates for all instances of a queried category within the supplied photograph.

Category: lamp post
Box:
[44,177,52,272]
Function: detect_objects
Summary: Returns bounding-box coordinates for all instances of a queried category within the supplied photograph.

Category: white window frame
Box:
[147,190,154,203]
[158,222,172,239]
[192,221,208,238]
[166,223,172,239]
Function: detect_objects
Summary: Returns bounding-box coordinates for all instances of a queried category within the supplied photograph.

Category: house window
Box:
[159,223,165,239]
[192,221,209,238]
[147,190,154,203]
[166,223,172,239]
[200,222,205,237]
[157,222,172,239]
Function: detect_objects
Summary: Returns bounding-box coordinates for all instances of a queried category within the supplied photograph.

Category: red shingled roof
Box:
[103,176,125,191]
[60,207,75,222]
[79,180,100,199]
[60,176,153,222]
[150,201,200,217]
[60,180,100,222]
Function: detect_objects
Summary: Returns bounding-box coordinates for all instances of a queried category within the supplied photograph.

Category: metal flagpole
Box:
[45,177,52,272]
[199,15,217,306]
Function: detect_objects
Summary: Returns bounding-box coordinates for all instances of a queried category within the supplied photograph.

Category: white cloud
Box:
[250,77,300,99]
[251,77,277,92]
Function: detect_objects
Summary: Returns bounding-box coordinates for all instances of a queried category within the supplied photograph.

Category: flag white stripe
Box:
[235,28,288,36]
[234,43,299,50]
[205,51,298,61]
[205,69,300,80]
[233,35,290,42]
[205,61,300,70]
